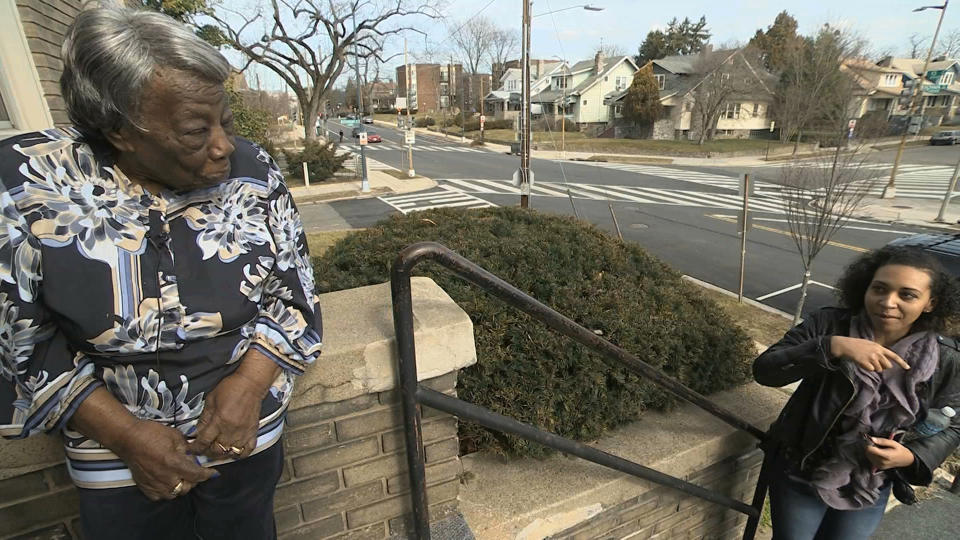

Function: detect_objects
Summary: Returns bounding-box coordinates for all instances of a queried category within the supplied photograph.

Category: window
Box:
[555,76,568,89]
[440,95,449,108]
[752,103,760,117]
[440,69,449,83]
[583,99,587,105]
[654,74,665,90]
[926,96,937,108]
[883,74,900,87]
[723,102,741,119]
[614,104,623,117]
[942,72,955,86]
[615,76,629,91]
[721,73,731,82]
[440,82,449,96]
[507,80,518,91]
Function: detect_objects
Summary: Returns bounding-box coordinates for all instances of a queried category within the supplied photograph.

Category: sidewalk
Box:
[856,194,960,232]
[288,166,436,205]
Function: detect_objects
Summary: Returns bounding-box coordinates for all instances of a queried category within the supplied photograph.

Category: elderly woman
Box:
[0,7,320,540]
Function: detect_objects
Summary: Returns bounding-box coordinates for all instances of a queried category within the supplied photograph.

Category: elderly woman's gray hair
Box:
[61,7,231,144]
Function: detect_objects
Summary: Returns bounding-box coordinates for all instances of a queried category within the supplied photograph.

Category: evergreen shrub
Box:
[313,207,754,457]
[415,116,436,127]
[281,139,348,181]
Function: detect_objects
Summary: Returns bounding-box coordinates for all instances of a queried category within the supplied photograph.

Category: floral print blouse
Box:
[0,129,322,488]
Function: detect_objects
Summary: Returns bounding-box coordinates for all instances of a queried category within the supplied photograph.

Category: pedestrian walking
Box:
[339,129,344,143]
[754,246,960,539]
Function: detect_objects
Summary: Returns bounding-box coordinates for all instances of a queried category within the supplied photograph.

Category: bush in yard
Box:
[415,116,436,127]
[313,207,755,457]
[281,139,348,181]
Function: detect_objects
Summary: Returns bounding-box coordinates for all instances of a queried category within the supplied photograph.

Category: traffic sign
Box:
[480,115,486,126]
[405,130,415,144]
[359,132,368,145]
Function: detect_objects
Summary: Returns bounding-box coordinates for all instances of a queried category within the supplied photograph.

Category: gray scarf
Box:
[809,311,939,510]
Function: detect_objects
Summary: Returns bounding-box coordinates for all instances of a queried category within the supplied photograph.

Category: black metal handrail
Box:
[391,242,770,539]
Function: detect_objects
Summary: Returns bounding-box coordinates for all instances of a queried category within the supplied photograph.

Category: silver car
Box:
[930,130,960,145]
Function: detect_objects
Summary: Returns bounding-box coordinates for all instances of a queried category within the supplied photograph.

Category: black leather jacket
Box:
[754,307,960,488]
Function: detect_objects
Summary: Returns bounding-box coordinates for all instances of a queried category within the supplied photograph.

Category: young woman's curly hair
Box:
[836,245,960,333]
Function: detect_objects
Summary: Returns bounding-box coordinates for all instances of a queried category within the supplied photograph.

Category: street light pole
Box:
[519,0,531,208]
[882,0,949,199]
[518,4,603,208]
[352,11,370,193]
[404,38,414,178]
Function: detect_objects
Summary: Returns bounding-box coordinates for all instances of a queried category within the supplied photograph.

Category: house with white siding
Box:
[530,52,640,131]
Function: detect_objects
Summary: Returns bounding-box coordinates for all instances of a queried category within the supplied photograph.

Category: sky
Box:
[237,0,960,92]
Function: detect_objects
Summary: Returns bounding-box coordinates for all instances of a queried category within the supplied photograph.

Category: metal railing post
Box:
[390,252,430,539]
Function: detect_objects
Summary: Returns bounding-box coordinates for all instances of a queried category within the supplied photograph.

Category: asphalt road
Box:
[309,121,951,317]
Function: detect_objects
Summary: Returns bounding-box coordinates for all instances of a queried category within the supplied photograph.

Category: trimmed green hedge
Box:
[313,208,753,457]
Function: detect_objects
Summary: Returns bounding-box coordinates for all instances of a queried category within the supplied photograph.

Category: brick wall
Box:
[0,371,464,540]
[15,0,80,127]
[276,371,462,539]
[546,450,764,540]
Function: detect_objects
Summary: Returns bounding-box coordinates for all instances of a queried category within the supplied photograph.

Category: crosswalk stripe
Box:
[568,183,665,203]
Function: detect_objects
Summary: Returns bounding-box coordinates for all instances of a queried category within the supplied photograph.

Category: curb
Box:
[681,275,795,321]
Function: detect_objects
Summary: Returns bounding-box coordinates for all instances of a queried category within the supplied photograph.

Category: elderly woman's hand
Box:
[113,419,216,501]
[830,336,911,372]
[188,350,281,460]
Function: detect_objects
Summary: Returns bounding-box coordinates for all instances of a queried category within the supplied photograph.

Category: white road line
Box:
[568,183,666,203]
[756,280,836,301]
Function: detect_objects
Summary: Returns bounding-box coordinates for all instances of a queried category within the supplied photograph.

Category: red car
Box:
[366,132,382,143]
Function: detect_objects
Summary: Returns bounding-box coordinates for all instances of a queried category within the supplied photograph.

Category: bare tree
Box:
[489,27,520,83]
[773,26,864,152]
[940,29,960,58]
[207,0,440,139]
[907,33,929,58]
[689,48,766,144]
[597,43,626,58]
[448,15,497,74]
[780,29,876,322]
[781,150,875,324]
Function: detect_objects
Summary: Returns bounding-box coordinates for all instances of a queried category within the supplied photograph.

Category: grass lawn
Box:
[468,130,793,155]
[694,286,792,348]
[306,230,358,256]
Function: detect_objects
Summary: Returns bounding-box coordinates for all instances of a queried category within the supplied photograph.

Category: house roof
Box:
[533,55,640,103]
[652,49,738,74]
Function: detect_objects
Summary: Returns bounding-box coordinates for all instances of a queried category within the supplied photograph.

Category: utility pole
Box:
[935,150,960,221]
[460,70,466,143]
[404,38,415,178]
[518,0,532,208]
[883,0,949,199]
[352,11,370,193]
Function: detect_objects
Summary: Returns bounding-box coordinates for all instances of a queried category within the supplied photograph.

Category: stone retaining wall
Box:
[547,450,763,540]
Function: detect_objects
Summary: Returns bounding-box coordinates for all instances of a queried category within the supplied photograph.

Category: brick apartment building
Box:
[395,63,464,113]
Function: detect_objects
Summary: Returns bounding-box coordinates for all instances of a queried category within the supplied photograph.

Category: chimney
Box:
[595,50,605,74]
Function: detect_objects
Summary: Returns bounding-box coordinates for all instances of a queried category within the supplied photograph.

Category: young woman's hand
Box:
[830,336,910,372]
[865,437,916,470]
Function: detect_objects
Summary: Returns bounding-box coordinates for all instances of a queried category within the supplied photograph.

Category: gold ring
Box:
[216,442,229,453]
[171,480,184,497]
[229,446,244,456]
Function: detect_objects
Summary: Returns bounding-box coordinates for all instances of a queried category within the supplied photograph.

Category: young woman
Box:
[754,246,960,540]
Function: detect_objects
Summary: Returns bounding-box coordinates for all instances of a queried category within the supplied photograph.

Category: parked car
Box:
[366,132,382,143]
[887,233,960,276]
[930,130,960,145]
[363,116,373,124]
